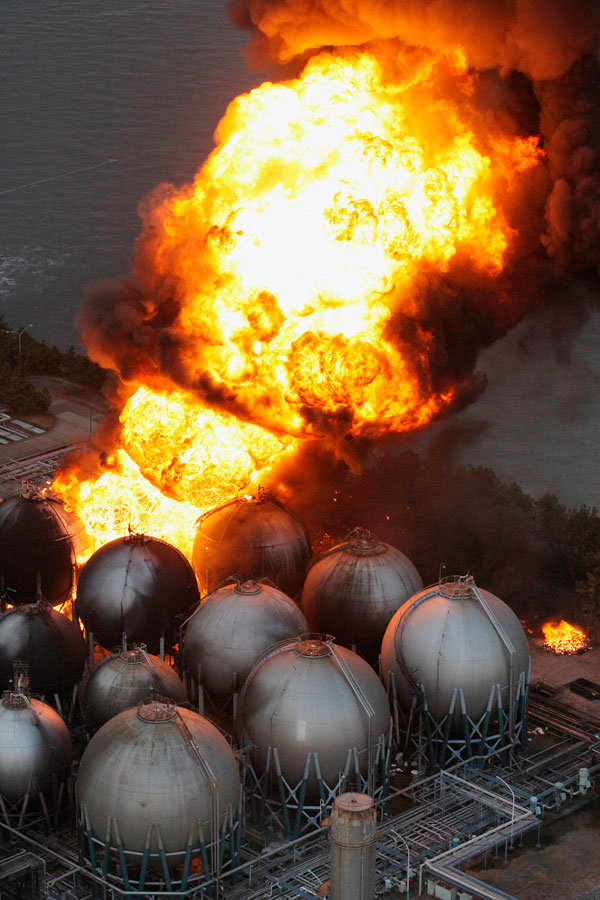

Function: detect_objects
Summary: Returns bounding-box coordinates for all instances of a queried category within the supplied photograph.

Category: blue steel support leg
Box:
[440,689,458,769]
[82,807,101,900]
[422,690,435,766]
[198,824,213,899]
[112,819,131,891]
[477,685,496,764]
[294,753,311,839]
[273,748,292,841]
[156,828,172,893]
[101,819,112,879]
[313,753,327,808]
[459,689,472,759]
[180,821,196,893]
[137,826,152,894]
[258,747,272,831]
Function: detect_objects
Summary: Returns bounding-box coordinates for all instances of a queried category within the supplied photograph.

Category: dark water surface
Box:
[1,0,259,344]
[1,1,599,509]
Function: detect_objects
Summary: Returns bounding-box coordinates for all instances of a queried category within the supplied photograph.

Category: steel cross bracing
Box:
[223,767,540,900]
[0,444,80,486]
[3,701,599,900]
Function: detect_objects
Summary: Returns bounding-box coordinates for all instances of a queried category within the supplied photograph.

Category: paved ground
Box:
[0,375,106,497]
[529,636,600,719]
[472,800,600,900]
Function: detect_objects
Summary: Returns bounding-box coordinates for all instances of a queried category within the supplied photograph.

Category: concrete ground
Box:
[0,375,106,497]
[528,636,600,720]
[471,799,600,900]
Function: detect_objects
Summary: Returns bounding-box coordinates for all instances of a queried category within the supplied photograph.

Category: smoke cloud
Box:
[232,0,600,81]
[73,0,600,489]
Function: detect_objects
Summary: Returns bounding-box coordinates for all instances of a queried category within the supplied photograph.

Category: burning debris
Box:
[51,0,600,559]
[542,620,591,655]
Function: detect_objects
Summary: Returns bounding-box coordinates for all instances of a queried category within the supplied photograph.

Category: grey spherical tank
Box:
[0,692,72,805]
[76,700,240,855]
[381,576,530,723]
[76,533,200,652]
[0,486,90,606]
[192,487,311,598]
[0,601,86,697]
[301,527,423,664]
[81,647,186,729]
[183,579,308,699]
[240,635,390,788]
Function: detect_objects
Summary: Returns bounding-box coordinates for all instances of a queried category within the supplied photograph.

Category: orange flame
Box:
[52,48,542,558]
[542,620,589,654]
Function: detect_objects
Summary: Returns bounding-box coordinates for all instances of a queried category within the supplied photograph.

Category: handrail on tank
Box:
[306,525,385,570]
[392,574,518,740]
[328,642,377,796]
[465,577,517,740]
[171,706,221,880]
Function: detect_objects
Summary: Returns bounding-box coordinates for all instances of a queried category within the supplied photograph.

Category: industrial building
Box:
[0,484,597,900]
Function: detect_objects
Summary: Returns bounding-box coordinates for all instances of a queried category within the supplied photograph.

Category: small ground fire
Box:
[542,620,590,655]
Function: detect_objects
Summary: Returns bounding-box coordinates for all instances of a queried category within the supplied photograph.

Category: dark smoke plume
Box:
[75,0,600,477]
[231,0,599,79]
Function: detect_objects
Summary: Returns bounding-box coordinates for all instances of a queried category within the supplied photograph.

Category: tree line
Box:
[280,443,600,640]
[0,316,105,414]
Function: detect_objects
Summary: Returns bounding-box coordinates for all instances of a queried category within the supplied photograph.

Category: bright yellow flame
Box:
[120,387,298,507]
[53,47,542,556]
[542,620,588,654]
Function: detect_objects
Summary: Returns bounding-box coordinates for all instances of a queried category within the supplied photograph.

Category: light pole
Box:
[2,323,33,362]
[392,829,410,898]
[496,775,515,849]
[17,323,33,362]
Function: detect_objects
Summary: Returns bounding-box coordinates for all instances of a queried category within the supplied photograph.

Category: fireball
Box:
[53,48,542,557]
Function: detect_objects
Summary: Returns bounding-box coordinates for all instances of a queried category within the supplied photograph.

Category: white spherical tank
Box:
[301,528,423,664]
[241,635,390,789]
[183,579,308,699]
[381,577,530,724]
[192,488,311,598]
[81,648,186,729]
[76,700,240,856]
[0,692,72,804]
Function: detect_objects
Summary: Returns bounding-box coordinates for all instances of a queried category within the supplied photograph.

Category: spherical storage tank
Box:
[77,700,240,857]
[241,635,390,790]
[192,488,311,598]
[81,648,186,729]
[0,601,86,697]
[0,486,90,606]
[183,579,308,699]
[301,528,423,664]
[0,692,72,806]
[76,533,200,652]
[381,576,530,726]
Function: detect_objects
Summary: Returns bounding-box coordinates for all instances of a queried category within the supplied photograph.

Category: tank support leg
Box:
[156,827,172,892]
[180,836,194,891]
[273,748,292,841]
[101,821,111,879]
[477,686,496,762]
[17,781,31,828]
[199,829,212,898]
[459,689,472,759]
[0,794,10,827]
[112,819,131,891]
[294,753,311,838]
[137,827,152,895]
